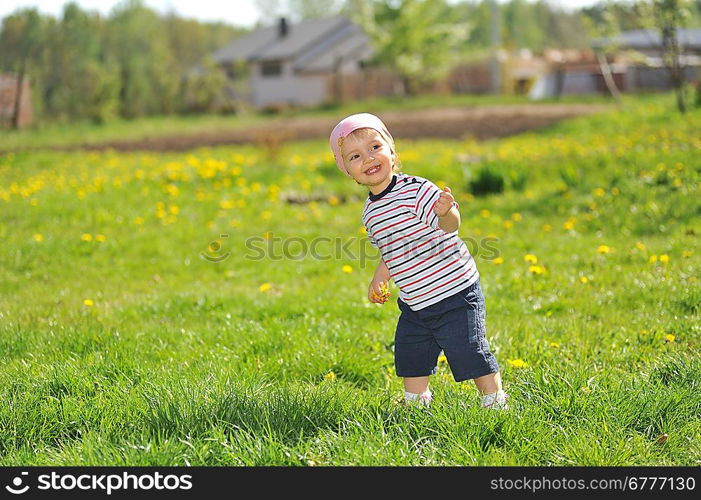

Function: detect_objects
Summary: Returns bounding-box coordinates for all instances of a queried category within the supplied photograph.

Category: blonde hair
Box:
[342,127,402,174]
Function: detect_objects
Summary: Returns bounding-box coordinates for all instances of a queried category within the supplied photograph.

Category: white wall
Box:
[250,61,329,107]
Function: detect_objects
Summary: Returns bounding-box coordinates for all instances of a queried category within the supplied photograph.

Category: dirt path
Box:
[27,103,612,152]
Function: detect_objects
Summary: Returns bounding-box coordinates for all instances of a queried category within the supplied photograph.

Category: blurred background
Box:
[1,0,700,130]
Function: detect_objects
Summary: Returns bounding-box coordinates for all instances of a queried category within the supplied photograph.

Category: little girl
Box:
[330,113,508,410]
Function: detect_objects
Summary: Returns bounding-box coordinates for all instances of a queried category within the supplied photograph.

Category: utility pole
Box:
[490,0,501,94]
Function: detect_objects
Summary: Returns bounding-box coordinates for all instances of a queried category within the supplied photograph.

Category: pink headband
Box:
[329,113,394,177]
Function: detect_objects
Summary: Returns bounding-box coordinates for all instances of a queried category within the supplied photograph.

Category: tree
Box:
[653,0,693,113]
[288,0,344,20]
[0,9,42,128]
[255,0,284,24]
[106,0,179,117]
[346,0,471,95]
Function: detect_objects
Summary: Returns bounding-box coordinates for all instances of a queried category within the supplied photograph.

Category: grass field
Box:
[0,95,699,465]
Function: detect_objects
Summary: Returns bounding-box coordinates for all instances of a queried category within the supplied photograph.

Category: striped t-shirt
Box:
[362,173,479,311]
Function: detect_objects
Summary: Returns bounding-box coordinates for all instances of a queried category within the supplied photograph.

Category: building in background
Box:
[212,16,374,109]
[593,28,701,92]
[0,74,33,128]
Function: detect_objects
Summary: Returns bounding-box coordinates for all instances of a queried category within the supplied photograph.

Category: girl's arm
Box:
[373,258,390,283]
[438,206,461,233]
[434,186,460,233]
[368,259,391,304]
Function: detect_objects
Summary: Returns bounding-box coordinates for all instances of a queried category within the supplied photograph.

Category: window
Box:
[261,61,283,77]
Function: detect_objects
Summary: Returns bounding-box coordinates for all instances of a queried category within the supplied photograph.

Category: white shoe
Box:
[481,390,509,410]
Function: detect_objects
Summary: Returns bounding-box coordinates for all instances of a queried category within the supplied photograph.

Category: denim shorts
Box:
[394,279,499,382]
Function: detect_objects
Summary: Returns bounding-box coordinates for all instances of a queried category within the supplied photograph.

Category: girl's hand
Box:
[433,186,455,217]
[368,279,391,304]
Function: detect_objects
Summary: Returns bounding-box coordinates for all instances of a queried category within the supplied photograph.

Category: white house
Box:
[212,16,373,108]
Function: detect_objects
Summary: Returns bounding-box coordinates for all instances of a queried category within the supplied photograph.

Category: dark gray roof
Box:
[294,22,372,72]
[212,15,369,65]
[593,28,701,49]
[212,25,279,63]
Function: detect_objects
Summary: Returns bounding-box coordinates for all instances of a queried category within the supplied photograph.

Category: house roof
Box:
[593,28,701,50]
[294,22,372,72]
[212,15,372,71]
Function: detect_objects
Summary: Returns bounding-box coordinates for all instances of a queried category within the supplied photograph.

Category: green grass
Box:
[0,92,611,152]
[0,93,699,465]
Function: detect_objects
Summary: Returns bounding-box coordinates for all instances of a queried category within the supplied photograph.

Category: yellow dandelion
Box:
[503,220,514,229]
[664,333,675,343]
[438,354,448,364]
[579,275,589,284]
[529,265,545,275]
[134,217,144,225]
[635,241,646,251]
[342,265,353,274]
[596,245,612,254]
[682,250,692,258]
[259,283,272,292]
[480,209,491,218]
[165,184,179,197]
[563,218,576,230]
[328,195,340,206]
[230,219,241,228]
[542,224,552,232]
[324,371,337,381]
[81,233,93,242]
[263,231,274,240]
[83,299,94,307]
[593,187,606,197]
[512,213,522,222]
[524,254,538,264]
[261,211,272,220]
[611,187,620,196]
[33,233,43,242]
[95,234,106,242]
[492,257,504,265]
[659,254,669,263]
[549,342,560,348]
[358,226,367,235]
[673,178,682,187]
[507,358,528,369]
[649,255,658,263]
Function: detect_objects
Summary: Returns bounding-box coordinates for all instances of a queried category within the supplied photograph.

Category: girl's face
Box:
[341,129,395,190]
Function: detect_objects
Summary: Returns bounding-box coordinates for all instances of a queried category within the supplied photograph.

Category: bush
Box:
[469,165,504,196]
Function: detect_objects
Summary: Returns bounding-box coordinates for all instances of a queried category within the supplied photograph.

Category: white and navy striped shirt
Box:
[362,173,479,311]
